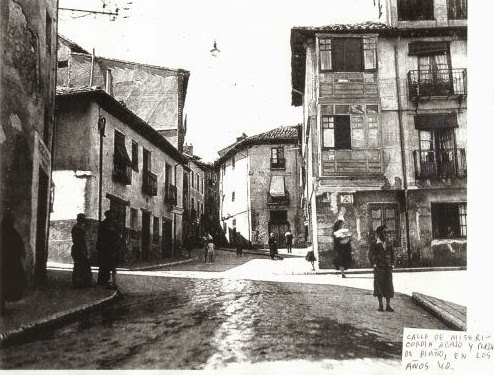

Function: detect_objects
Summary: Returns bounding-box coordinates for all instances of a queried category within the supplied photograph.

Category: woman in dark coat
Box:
[71,213,92,287]
[332,220,353,278]
[268,233,278,260]
[368,225,396,312]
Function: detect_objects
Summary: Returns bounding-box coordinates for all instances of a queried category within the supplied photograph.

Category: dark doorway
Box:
[142,212,151,260]
[162,218,173,258]
[269,210,289,249]
[35,168,49,282]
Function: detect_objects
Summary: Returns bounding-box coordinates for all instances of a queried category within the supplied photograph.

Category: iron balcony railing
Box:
[142,170,158,196]
[112,159,132,185]
[270,158,286,170]
[408,69,467,99]
[267,191,290,206]
[164,183,177,205]
[413,148,466,179]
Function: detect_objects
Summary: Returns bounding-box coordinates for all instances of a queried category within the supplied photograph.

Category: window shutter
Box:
[319,38,332,71]
[334,116,351,149]
[363,37,377,70]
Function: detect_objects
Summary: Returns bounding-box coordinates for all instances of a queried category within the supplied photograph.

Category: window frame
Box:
[431,202,467,239]
[321,115,351,150]
[397,0,435,21]
[131,141,139,171]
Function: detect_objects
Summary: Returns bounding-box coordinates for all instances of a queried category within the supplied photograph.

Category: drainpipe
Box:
[246,148,251,246]
[394,37,412,267]
[97,111,106,222]
[89,48,95,86]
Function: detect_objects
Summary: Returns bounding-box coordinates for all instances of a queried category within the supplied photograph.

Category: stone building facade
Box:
[49,87,185,265]
[1,0,58,287]
[217,126,303,248]
[57,35,190,151]
[290,0,467,268]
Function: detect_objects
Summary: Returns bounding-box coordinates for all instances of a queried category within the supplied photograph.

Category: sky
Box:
[58,0,381,162]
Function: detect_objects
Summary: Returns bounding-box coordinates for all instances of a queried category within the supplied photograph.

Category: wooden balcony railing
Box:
[270,158,286,170]
[112,160,132,185]
[142,170,158,196]
[413,148,466,179]
[408,69,467,99]
[164,183,177,205]
[267,191,290,206]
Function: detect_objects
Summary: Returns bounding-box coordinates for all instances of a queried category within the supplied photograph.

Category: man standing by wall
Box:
[97,210,121,289]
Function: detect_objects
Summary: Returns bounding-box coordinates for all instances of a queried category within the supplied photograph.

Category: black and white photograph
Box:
[0,0,493,373]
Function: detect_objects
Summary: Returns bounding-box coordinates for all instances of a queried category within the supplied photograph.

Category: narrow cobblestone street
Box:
[0,251,449,370]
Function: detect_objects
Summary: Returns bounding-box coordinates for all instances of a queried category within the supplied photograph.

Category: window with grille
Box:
[431,203,467,239]
[368,203,400,245]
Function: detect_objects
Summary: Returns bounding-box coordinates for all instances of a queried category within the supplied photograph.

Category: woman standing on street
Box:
[268,233,278,260]
[368,225,396,312]
[332,220,353,278]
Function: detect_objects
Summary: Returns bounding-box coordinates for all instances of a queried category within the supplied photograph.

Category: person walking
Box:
[207,238,215,263]
[368,225,396,312]
[305,248,316,271]
[235,232,243,256]
[71,213,92,287]
[97,210,121,289]
[203,232,212,262]
[1,210,26,303]
[268,233,278,260]
[284,229,293,254]
[332,220,353,278]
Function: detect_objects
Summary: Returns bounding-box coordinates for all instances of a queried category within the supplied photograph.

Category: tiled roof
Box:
[58,35,90,54]
[291,21,391,33]
[217,125,300,161]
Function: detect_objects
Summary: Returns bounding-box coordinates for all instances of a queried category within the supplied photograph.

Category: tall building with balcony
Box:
[49,87,186,266]
[217,126,303,248]
[290,0,466,268]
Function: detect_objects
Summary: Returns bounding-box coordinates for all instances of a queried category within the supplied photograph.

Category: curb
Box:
[412,292,466,331]
[0,290,121,347]
[286,266,466,276]
[129,258,195,271]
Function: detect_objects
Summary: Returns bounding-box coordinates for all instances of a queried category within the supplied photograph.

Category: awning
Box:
[408,41,449,56]
[414,114,458,130]
[269,176,285,197]
[114,140,132,165]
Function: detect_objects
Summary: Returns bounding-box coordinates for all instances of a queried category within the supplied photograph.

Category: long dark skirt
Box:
[373,266,394,298]
[72,261,92,287]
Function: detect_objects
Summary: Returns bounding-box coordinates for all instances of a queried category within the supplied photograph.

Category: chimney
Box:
[236,132,247,142]
[183,143,193,155]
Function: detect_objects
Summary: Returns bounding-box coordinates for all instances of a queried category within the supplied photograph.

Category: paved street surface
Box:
[0,250,450,371]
